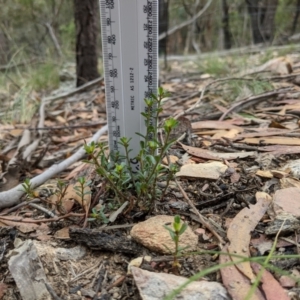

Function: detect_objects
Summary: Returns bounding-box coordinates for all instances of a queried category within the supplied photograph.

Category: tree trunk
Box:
[74,0,99,87]
[292,0,300,35]
[260,0,278,42]
[246,0,278,44]
[222,0,231,49]
[159,0,169,68]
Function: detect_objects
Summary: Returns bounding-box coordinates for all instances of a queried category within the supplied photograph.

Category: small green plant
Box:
[22,178,36,199]
[88,206,109,223]
[73,176,92,213]
[84,87,178,211]
[28,61,60,91]
[163,215,188,268]
[225,78,273,102]
[53,179,68,213]
[196,56,230,76]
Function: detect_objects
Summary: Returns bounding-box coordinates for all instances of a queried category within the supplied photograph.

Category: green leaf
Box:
[163,225,176,241]
[179,223,188,235]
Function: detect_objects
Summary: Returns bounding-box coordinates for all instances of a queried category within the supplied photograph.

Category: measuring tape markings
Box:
[100,0,158,169]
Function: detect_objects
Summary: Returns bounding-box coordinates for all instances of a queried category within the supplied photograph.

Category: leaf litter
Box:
[1,52,300,299]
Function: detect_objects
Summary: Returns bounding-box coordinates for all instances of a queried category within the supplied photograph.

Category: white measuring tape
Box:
[99,0,158,168]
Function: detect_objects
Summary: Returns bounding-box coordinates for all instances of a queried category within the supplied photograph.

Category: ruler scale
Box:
[99,0,158,169]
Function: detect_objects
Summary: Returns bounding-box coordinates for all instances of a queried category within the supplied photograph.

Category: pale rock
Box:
[176,162,228,180]
[130,215,198,254]
[131,266,230,300]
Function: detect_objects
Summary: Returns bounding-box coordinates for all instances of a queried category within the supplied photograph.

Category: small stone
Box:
[130,215,198,254]
[279,275,296,288]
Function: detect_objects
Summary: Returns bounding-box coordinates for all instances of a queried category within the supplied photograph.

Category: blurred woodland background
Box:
[0,0,299,92]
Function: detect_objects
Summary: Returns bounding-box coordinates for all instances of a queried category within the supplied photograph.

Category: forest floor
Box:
[1,46,300,300]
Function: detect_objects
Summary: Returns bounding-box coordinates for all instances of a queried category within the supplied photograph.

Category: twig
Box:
[107,275,126,291]
[175,178,225,246]
[0,59,40,72]
[91,263,104,287]
[174,77,255,119]
[43,77,104,103]
[28,203,56,218]
[0,212,84,223]
[44,282,63,300]
[0,198,40,216]
[93,269,107,299]
[159,0,213,40]
[219,87,292,121]
[70,261,101,283]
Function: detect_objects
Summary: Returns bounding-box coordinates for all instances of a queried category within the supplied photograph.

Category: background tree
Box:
[291,0,300,35]
[159,0,170,68]
[246,0,279,44]
[73,0,100,87]
[221,0,232,49]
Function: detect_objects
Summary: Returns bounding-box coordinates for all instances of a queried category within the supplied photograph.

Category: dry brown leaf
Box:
[251,262,290,300]
[162,155,178,165]
[64,182,91,213]
[230,171,240,183]
[31,223,51,241]
[236,128,291,139]
[54,225,79,239]
[192,120,243,132]
[258,145,300,156]
[180,143,257,161]
[270,170,288,179]
[161,82,176,92]
[280,177,300,189]
[49,194,74,214]
[9,129,23,137]
[245,56,293,75]
[56,115,67,124]
[243,137,300,146]
[0,217,39,233]
[220,245,265,300]
[227,192,272,281]
[0,282,8,299]
[212,129,240,139]
[0,166,21,192]
[256,170,273,178]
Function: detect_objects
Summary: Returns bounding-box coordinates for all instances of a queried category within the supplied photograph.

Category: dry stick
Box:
[28,203,56,218]
[91,263,104,287]
[159,0,213,40]
[0,58,40,72]
[43,76,104,103]
[0,212,85,223]
[70,262,101,283]
[107,275,126,291]
[0,124,108,209]
[44,282,63,300]
[173,77,252,119]
[0,198,40,216]
[7,94,46,168]
[175,178,225,246]
[44,22,63,58]
[219,87,293,121]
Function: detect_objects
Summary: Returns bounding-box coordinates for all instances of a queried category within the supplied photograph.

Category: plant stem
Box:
[92,156,127,202]
[124,144,136,187]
